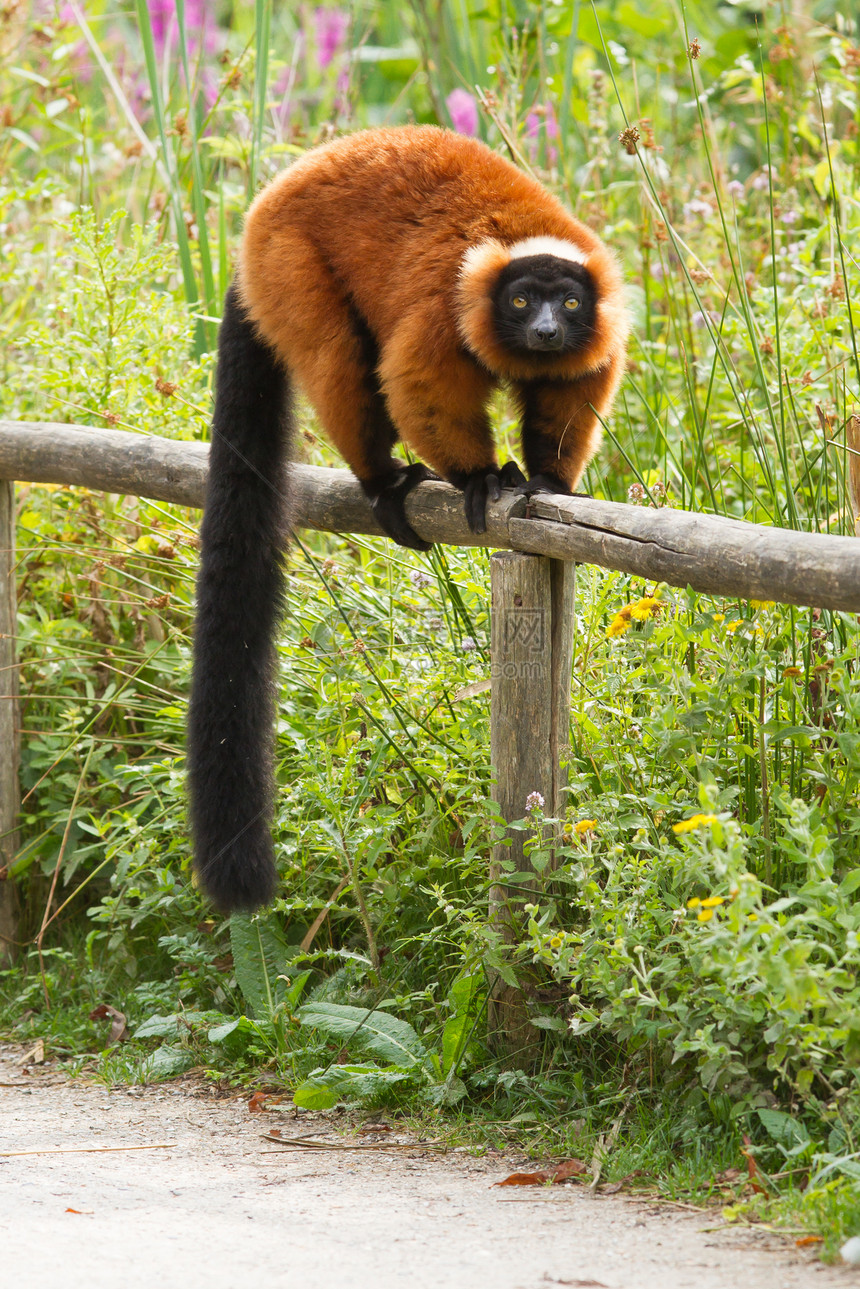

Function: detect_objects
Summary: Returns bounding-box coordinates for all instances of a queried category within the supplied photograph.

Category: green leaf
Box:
[425,1074,468,1106]
[530,1016,568,1032]
[141,1044,194,1079]
[757,1108,811,1149]
[441,1013,470,1075]
[206,1016,263,1055]
[230,914,292,1021]
[133,1011,211,1040]
[207,1019,242,1043]
[292,1082,340,1111]
[296,1002,427,1067]
[839,870,860,897]
[441,973,483,1075]
[134,1013,183,1040]
[293,1063,413,1108]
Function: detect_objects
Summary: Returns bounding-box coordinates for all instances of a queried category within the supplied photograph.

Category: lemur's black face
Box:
[491,254,597,356]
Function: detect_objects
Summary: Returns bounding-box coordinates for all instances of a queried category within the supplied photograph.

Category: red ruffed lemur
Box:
[188,125,628,912]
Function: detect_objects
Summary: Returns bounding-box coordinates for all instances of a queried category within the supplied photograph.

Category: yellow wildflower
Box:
[549,934,564,949]
[783,666,802,679]
[701,896,724,908]
[606,605,634,638]
[575,819,597,835]
[725,620,743,633]
[712,613,725,625]
[748,912,758,921]
[750,599,775,610]
[686,897,701,909]
[673,813,717,833]
[629,595,663,621]
[697,908,714,922]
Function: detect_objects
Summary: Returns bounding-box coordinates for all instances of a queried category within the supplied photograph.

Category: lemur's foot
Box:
[454,461,527,534]
[364,463,435,551]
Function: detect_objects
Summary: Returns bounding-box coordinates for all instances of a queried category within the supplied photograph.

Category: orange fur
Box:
[237,125,627,490]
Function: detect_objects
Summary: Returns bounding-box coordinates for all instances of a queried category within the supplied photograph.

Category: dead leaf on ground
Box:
[796,1235,824,1247]
[600,1169,644,1194]
[741,1133,770,1195]
[65,1208,93,1214]
[16,1039,45,1066]
[89,1004,129,1044]
[494,1158,587,1187]
[248,1092,269,1113]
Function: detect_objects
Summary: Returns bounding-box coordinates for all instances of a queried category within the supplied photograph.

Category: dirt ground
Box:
[1,1043,856,1289]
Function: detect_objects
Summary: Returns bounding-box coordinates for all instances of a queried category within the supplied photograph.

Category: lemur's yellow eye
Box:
[512,295,528,309]
[564,297,580,311]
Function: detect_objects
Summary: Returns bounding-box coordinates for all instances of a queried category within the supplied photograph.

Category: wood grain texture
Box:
[0,480,19,959]
[0,421,858,610]
[549,559,575,822]
[489,551,554,1059]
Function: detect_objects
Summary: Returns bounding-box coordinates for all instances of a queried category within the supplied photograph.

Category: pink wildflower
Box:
[314,8,350,70]
[446,89,478,137]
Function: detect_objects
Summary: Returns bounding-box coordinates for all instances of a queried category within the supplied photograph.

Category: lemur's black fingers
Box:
[514,471,572,498]
[365,465,434,551]
[498,460,527,489]
[370,494,433,550]
[460,468,501,534]
[463,478,489,533]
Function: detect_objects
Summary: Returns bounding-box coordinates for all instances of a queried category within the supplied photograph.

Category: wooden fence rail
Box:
[1,420,858,1049]
[1,421,859,610]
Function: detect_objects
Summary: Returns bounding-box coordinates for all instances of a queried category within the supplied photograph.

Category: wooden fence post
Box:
[488,551,574,1059]
[0,479,19,960]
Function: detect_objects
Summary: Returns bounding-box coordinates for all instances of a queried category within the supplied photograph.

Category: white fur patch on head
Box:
[458,239,505,282]
[508,236,588,265]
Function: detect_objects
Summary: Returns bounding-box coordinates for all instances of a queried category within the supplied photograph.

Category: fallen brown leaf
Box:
[16,1039,45,1066]
[248,1092,268,1113]
[600,1169,644,1194]
[796,1235,823,1247]
[495,1158,587,1187]
[741,1133,769,1196]
[65,1208,93,1215]
[89,1004,129,1044]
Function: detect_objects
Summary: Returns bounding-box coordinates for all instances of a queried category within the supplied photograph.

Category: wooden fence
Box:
[1,422,858,1037]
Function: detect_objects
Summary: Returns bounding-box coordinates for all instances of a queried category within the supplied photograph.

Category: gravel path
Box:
[1,1044,855,1289]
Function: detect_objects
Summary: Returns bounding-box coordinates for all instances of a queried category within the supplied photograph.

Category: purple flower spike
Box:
[314,8,350,70]
[447,88,478,137]
[147,0,216,59]
[149,0,177,55]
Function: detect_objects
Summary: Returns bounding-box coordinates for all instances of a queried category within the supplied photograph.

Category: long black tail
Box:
[188,282,293,912]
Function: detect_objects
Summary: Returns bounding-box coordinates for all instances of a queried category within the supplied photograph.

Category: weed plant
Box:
[1,0,860,1246]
